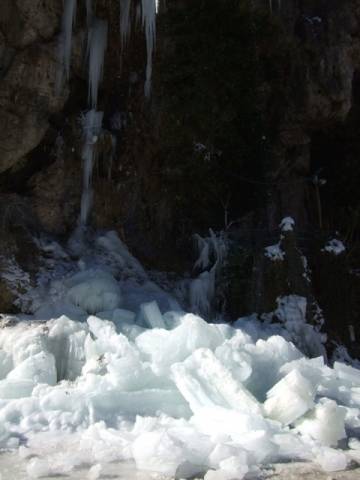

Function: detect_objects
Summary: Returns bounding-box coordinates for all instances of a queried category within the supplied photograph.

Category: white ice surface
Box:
[0,231,359,478]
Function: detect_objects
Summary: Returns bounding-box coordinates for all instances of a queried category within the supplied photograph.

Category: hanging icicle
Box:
[80,110,104,226]
[86,0,93,27]
[87,18,108,109]
[141,0,156,97]
[120,0,132,47]
[61,0,77,80]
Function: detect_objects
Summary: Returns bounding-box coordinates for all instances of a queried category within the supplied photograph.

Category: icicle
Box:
[86,0,93,27]
[80,110,104,225]
[87,19,108,109]
[108,135,117,180]
[120,0,132,47]
[62,0,77,79]
[141,0,156,97]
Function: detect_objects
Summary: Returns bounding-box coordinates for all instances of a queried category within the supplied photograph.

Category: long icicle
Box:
[120,0,132,47]
[141,0,156,97]
[87,18,108,109]
[86,0,93,27]
[62,0,77,79]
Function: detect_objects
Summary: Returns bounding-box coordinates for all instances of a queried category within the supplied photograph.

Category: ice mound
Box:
[0,310,359,476]
[66,269,122,314]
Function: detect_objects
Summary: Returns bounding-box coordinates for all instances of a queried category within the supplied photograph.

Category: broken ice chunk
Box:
[27,458,52,478]
[172,348,262,415]
[314,446,348,472]
[191,405,272,446]
[264,369,316,425]
[112,308,136,325]
[204,454,249,480]
[295,399,346,446]
[334,362,360,386]
[136,314,224,374]
[7,352,57,385]
[132,431,184,476]
[0,350,13,379]
[137,301,166,329]
[0,379,35,399]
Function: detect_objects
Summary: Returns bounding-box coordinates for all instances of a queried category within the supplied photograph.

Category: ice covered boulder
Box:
[295,399,346,446]
[66,270,122,314]
[264,369,316,425]
[172,348,262,415]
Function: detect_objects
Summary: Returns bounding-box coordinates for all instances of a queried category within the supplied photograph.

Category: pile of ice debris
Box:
[0,231,359,479]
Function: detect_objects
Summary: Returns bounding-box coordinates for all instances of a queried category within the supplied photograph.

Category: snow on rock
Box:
[264,242,285,261]
[322,239,346,255]
[280,216,295,232]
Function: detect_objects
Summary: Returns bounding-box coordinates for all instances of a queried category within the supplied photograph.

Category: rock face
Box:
[0,0,359,352]
[0,0,68,174]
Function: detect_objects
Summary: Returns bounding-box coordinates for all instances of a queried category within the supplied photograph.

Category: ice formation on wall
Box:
[141,0,157,97]
[190,230,227,316]
[120,0,132,47]
[61,0,77,80]
[80,110,104,225]
[86,0,93,27]
[87,19,108,109]
[269,0,282,13]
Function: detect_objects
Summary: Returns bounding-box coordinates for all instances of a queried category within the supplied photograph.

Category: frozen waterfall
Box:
[80,110,104,226]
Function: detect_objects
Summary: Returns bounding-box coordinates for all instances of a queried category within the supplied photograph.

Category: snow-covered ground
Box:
[0,230,359,479]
